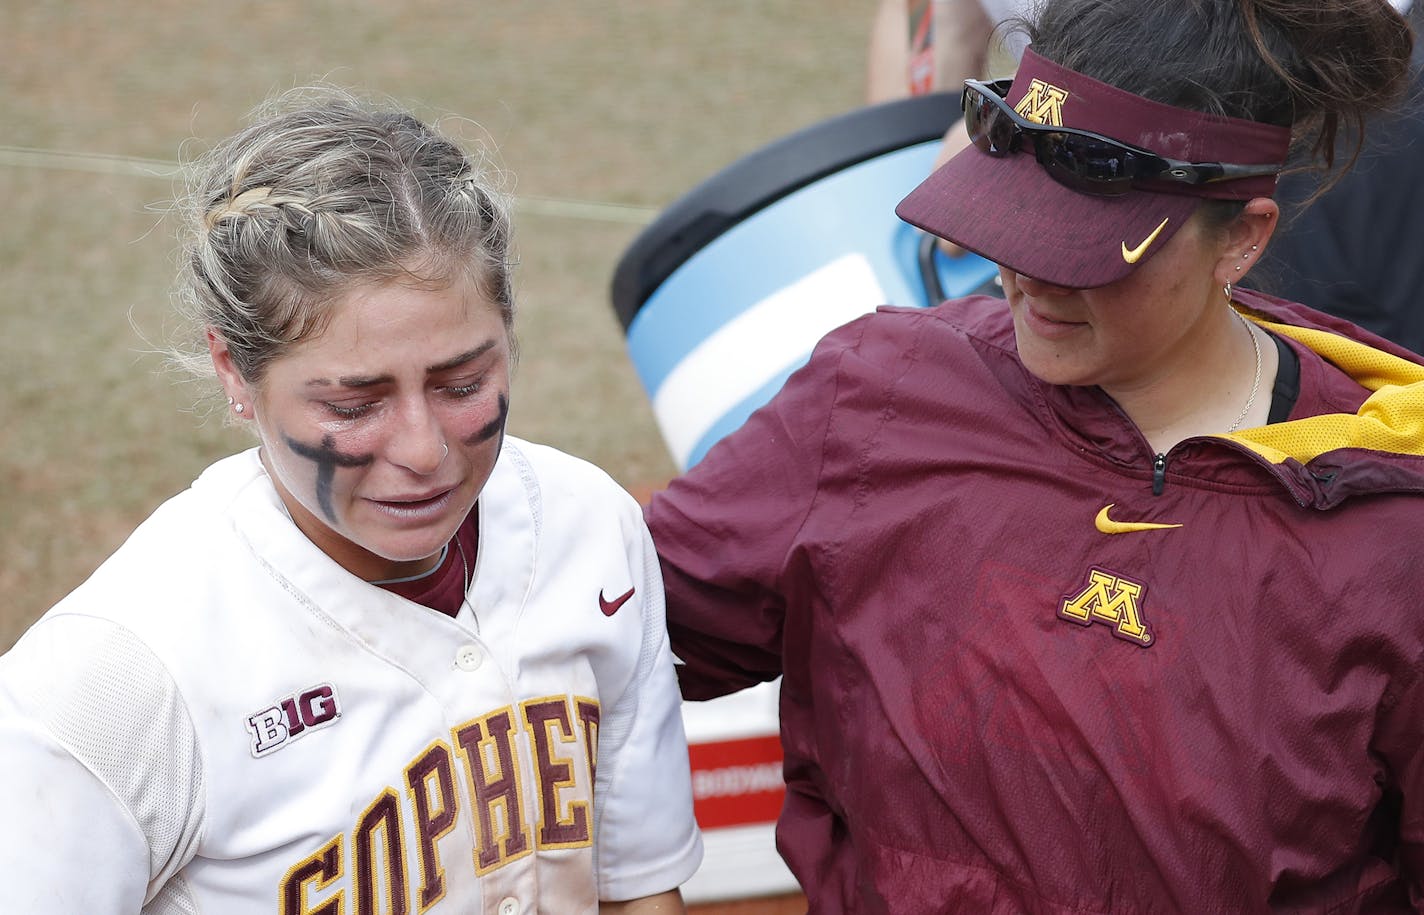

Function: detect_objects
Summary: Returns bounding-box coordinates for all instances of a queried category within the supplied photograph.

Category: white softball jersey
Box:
[0,439,703,913]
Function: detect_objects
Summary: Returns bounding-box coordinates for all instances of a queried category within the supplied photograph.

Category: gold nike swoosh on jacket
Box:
[1095,504,1183,534]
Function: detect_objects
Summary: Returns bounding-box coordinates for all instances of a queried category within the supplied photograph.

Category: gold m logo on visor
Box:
[1013,78,1069,126]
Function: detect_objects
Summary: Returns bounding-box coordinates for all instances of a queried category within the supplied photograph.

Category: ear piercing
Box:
[228,396,245,414]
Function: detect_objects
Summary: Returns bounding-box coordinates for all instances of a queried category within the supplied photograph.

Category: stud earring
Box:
[235,403,245,414]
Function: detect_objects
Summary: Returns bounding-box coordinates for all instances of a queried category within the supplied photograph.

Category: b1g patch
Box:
[246,682,342,757]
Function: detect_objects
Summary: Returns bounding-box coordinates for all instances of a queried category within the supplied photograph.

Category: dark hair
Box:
[1026,0,1414,186]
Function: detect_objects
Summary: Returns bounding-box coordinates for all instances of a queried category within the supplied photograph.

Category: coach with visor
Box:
[646,0,1424,909]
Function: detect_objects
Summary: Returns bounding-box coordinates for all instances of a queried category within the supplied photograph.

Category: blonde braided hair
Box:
[171,86,514,388]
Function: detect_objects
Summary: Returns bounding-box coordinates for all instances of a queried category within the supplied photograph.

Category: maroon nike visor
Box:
[895,47,1292,289]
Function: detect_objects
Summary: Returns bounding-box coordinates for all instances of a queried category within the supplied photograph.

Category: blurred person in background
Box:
[866,0,1029,103]
[867,0,1031,177]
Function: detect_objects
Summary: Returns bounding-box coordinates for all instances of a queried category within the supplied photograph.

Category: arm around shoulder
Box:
[647,314,861,699]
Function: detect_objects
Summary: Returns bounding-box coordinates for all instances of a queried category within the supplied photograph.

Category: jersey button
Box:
[455,645,482,671]
[497,898,519,915]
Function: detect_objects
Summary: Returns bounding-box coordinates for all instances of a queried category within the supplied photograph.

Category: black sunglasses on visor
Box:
[962,78,1281,197]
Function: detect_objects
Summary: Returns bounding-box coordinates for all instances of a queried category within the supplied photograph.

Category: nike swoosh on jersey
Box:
[1095,504,1183,534]
[1120,217,1171,264]
[599,586,636,616]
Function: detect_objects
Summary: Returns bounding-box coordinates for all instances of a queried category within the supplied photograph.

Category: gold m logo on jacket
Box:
[1014,79,1069,126]
[1059,568,1154,647]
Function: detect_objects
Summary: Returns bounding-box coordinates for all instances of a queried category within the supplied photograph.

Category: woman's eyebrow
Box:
[427,341,496,373]
[305,341,499,389]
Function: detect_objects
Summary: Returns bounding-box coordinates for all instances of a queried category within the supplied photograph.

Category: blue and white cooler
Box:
[610,93,1001,902]
[612,91,1000,474]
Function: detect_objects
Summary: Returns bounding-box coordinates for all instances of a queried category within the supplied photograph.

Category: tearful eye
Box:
[445,380,482,398]
[325,401,375,419]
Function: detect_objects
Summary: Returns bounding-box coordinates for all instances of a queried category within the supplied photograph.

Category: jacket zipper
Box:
[1153,452,1167,495]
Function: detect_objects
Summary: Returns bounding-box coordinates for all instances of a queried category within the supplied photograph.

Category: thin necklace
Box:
[454,531,478,632]
[370,543,447,586]
[1226,309,1263,433]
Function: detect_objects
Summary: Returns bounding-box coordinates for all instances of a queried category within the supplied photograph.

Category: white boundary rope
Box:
[0,145,183,179]
[0,145,660,226]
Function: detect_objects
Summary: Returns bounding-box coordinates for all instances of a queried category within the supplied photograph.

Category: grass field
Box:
[1,1,870,652]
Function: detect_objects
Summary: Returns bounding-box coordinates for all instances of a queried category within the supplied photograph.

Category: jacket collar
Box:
[961,289,1424,509]
[1226,288,1424,507]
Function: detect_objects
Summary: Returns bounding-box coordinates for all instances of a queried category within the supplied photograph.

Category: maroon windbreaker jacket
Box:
[649,289,1424,913]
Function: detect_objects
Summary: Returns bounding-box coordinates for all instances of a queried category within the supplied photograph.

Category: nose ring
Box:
[441,442,449,460]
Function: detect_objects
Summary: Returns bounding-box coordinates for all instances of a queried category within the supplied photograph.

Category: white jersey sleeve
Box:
[0,613,205,913]
[591,516,703,901]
